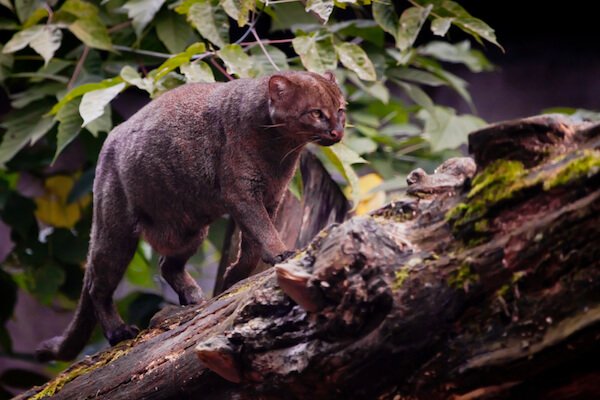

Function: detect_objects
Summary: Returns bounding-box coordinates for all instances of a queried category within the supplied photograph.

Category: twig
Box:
[108,21,132,33]
[191,52,213,62]
[210,57,234,81]
[265,0,301,4]
[113,45,172,59]
[43,2,53,23]
[67,46,89,89]
[233,3,266,45]
[239,38,294,46]
[251,28,279,71]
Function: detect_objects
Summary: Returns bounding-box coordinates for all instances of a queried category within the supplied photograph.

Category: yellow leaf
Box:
[35,175,91,228]
[345,173,386,215]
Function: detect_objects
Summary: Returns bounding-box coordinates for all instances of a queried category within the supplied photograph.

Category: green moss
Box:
[543,150,600,190]
[496,283,510,298]
[220,280,254,299]
[392,268,410,291]
[474,219,489,233]
[446,160,527,232]
[448,263,479,290]
[447,151,600,240]
[511,271,526,284]
[468,160,527,200]
[371,202,417,222]
[30,346,131,399]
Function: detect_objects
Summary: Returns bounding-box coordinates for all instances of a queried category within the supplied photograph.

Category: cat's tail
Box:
[35,283,96,362]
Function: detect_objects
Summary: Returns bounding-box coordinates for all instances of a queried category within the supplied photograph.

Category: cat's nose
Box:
[328,129,343,141]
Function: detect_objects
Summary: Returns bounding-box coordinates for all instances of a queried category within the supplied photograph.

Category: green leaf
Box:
[413,0,502,50]
[0,0,13,11]
[176,0,229,48]
[31,263,65,305]
[0,45,13,83]
[418,40,492,72]
[335,42,376,81]
[346,136,377,155]
[156,10,193,53]
[79,82,125,127]
[180,61,215,83]
[58,0,98,18]
[15,0,41,23]
[217,44,256,78]
[22,7,48,28]
[0,102,55,168]
[153,42,206,81]
[372,0,398,41]
[49,77,123,115]
[453,17,502,50]
[270,2,315,32]
[288,167,303,201]
[30,25,62,65]
[435,0,469,17]
[250,45,288,76]
[3,25,44,54]
[85,105,112,136]
[68,18,112,51]
[122,0,166,37]
[120,65,154,93]
[0,18,20,30]
[431,17,452,36]
[220,0,254,27]
[125,244,154,288]
[320,143,367,204]
[389,67,446,86]
[292,34,337,74]
[417,106,485,151]
[331,19,384,47]
[54,99,83,161]
[396,5,431,51]
[305,0,334,24]
[412,55,474,107]
[10,82,64,108]
[394,80,434,113]
[347,73,389,103]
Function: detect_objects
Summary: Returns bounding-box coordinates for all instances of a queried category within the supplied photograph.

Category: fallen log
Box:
[17,115,600,399]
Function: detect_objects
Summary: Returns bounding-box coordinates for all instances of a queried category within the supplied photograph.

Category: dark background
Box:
[430,0,600,121]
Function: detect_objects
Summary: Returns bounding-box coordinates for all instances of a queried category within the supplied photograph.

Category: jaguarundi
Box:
[36,71,346,361]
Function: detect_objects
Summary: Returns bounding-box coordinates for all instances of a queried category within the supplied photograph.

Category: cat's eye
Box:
[311,109,324,119]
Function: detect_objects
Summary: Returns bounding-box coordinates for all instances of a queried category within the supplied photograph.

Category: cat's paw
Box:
[35,336,63,362]
[107,324,140,346]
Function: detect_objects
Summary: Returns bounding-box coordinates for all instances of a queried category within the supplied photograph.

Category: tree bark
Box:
[17,115,600,400]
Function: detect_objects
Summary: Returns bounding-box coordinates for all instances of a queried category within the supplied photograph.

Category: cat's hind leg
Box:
[145,225,207,305]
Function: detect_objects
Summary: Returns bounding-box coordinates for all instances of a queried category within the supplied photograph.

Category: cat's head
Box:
[267,71,346,146]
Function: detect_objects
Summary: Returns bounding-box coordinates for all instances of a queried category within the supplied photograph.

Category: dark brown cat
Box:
[36,71,346,361]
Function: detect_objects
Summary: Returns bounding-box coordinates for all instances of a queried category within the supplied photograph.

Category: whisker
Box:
[280,141,311,165]
[260,123,286,129]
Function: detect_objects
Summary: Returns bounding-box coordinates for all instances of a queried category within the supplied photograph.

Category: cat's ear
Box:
[323,71,337,83]
[268,75,294,102]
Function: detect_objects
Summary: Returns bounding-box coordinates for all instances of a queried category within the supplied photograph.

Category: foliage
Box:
[0,0,499,384]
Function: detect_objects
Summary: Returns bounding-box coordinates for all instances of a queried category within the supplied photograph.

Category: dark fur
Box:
[36,71,346,361]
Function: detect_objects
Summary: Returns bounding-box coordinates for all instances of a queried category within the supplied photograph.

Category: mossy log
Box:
[17,115,600,399]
